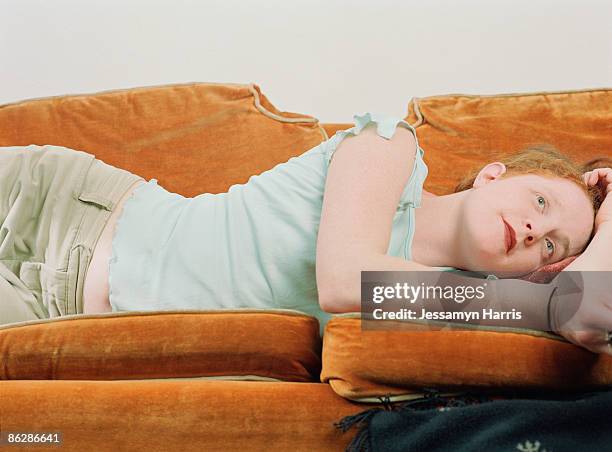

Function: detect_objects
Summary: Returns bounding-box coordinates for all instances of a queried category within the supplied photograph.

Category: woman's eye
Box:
[545,238,555,256]
[537,195,546,209]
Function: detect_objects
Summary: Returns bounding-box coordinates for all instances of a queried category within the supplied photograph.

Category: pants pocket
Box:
[77,191,113,211]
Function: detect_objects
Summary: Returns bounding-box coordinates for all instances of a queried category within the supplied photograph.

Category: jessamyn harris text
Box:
[371,308,523,322]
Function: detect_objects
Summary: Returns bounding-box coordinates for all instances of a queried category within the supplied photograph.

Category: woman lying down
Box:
[1,112,611,354]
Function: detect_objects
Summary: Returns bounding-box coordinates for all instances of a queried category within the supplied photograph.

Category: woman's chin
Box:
[469,255,526,278]
[492,270,528,279]
[462,238,523,276]
[484,263,535,279]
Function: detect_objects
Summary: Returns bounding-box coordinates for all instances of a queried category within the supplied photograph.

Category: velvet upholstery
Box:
[404,89,612,196]
[321,315,612,402]
[1,84,611,449]
[0,310,321,382]
[0,380,364,451]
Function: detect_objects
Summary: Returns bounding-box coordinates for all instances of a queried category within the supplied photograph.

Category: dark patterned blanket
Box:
[335,388,612,452]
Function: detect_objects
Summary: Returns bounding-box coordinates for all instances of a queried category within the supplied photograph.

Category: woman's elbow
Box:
[316,250,362,313]
[317,274,359,313]
[317,281,341,313]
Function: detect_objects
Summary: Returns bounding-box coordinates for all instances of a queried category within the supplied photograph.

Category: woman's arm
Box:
[316,121,420,311]
[322,248,556,334]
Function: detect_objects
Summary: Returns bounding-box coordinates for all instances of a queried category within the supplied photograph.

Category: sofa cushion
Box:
[404,88,612,196]
[0,82,327,197]
[0,309,322,381]
[321,315,612,402]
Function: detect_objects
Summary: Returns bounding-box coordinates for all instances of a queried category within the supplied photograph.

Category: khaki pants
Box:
[0,145,144,326]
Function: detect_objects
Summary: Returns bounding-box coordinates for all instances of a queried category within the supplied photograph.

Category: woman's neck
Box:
[411,190,470,269]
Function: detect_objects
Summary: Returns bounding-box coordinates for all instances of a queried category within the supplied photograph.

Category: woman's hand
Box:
[549,271,612,355]
[583,167,612,232]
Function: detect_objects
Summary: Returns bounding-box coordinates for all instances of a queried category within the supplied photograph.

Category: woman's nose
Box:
[525,221,538,243]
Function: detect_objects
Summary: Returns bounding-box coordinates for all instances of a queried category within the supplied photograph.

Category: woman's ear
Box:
[473,162,507,188]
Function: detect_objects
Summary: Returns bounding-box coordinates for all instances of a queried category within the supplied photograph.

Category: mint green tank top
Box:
[109,112,495,337]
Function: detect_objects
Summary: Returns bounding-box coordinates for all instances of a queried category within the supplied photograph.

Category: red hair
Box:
[453,144,612,253]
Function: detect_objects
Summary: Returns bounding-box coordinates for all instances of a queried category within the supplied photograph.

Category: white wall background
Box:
[1,0,611,123]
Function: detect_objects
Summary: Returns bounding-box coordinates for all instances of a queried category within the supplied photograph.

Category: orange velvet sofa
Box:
[1,83,612,451]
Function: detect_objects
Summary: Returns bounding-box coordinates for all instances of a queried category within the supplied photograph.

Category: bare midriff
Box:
[82,179,146,314]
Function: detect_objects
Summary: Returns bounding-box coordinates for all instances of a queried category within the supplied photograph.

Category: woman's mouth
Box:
[502,218,517,253]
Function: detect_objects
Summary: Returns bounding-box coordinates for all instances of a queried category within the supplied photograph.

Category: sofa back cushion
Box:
[323,89,612,195]
[0,82,327,197]
[404,88,612,195]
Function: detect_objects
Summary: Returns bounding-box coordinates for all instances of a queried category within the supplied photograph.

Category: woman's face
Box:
[459,162,595,277]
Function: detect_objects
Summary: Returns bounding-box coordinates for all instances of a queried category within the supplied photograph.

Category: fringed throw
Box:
[334,388,612,452]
